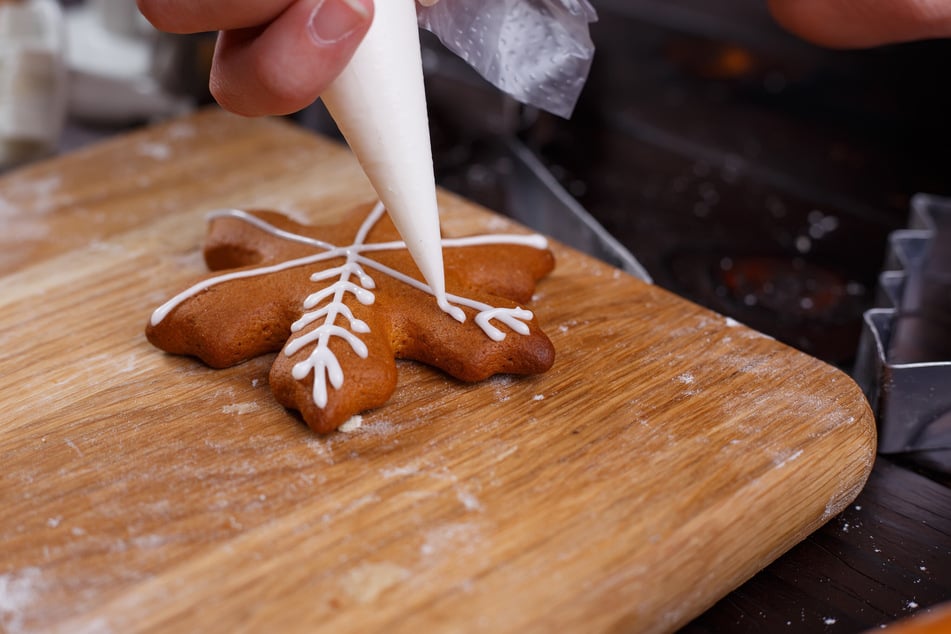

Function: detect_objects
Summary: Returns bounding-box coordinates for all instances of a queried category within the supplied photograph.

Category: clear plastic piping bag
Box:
[417,0,597,119]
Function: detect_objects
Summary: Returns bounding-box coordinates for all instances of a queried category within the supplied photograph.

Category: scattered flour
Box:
[166,121,196,139]
[676,372,701,396]
[493,445,519,461]
[221,402,260,415]
[339,562,409,604]
[0,175,64,217]
[489,375,516,403]
[773,449,804,469]
[131,534,168,550]
[136,141,172,161]
[338,418,395,438]
[304,437,335,465]
[456,487,483,512]
[381,463,421,479]
[0,567,43,634]
[420,522,481,558]
[483,216,511,232]
[64,438,84,458]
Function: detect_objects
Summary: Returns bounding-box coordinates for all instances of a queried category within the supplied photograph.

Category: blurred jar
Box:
[0,0,67,169]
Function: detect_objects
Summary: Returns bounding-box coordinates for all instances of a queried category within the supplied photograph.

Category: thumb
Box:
[768,0,951,48]
[211,0,373,117]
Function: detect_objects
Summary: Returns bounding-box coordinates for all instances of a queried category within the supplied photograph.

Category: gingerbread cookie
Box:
[146,201,556,433]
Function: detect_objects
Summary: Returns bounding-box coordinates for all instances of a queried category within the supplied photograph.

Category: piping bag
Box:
[321,0,597,320]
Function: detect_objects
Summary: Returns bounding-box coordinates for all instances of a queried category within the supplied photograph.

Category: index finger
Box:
[137,0,295,34]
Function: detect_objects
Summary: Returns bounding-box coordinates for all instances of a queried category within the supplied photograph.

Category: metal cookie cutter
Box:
[854,194,951,473]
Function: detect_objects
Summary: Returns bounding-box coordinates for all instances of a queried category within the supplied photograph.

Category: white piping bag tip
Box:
[322,0,454,318]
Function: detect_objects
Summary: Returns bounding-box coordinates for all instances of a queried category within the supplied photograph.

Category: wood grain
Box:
[683,456,951,632]
[0,108,876,634]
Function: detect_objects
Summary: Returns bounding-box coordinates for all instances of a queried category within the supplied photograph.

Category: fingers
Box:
[210,0,373,116]
[768,0,951,48]
[137,0,294,34]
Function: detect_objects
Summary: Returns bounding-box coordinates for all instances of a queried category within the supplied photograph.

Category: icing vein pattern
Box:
[150,202,549,415]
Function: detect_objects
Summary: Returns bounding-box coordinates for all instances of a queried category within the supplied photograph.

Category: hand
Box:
[768,0,951,48]
[138,0,375,116]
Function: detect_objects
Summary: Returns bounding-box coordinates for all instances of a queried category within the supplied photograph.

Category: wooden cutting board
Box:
[0,109,875,634]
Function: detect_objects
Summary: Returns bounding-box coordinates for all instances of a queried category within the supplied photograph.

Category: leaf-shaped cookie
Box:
[146,202,555,433]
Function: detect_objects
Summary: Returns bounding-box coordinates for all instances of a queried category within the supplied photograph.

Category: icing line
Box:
[151,202,548,409]
[288,204,380,408]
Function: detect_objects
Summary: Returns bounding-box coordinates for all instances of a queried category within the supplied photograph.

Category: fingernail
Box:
[308,0,370,45]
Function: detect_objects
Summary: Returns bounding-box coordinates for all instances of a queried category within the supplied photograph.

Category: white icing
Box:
[321,0,452,320]
[208,208,336,251]
[149,249,343,327]
[151,201,549,411]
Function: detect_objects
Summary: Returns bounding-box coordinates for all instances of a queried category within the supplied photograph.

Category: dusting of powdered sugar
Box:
[0,567,44,634]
